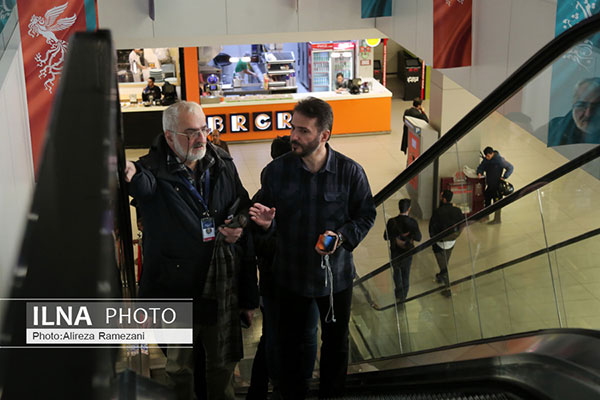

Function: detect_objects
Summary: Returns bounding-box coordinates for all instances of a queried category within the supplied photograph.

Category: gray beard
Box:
[173,137,206,162]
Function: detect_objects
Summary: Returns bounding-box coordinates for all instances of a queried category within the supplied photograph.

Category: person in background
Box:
[548,77,600,146]
[246,135,319,400]
[142,77,162,103]
[476,146,514,224]
[384,198,422,302]
[129,48,145,82]
[235,53,258,83]
[124,101,258,400]
[335,72,349,93]
[429,190,464,298]
[401,98,429,154]
[250,97,376,399]
[209,129,230,155]
[161,80,178,106]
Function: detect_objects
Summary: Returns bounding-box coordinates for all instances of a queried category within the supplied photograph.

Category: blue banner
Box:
[361,0,392,18]
[84,0,97,31]
[548,1,600,146]
[0,0,16,34]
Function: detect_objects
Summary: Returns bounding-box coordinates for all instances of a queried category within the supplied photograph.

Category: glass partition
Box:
[237,30,600,374]
[347,30,600,363]
[537,155,600,330]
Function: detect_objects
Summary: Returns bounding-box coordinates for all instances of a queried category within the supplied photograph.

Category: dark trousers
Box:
[484,185,499,207]
[433,244,453,288]
[392,256,412,301]
[247,297,319,400]
[484,186,502,221]
[246,327,268,400]
[278,285,353,400]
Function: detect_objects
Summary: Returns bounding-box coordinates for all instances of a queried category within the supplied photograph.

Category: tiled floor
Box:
[125,76,600,382]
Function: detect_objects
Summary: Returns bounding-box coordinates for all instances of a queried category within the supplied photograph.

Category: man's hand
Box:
[315,229,339,256]
[478,173,483,178]
[125,161,137,182]
[249,203,276,230]
[219,219,243,243]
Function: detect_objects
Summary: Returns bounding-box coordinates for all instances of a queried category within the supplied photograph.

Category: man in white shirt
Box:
[129,49,144,82]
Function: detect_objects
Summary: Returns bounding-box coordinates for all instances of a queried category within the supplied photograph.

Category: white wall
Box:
[98,0,381,49]
[376,0,557,101]
[97,0,559,100]
[0,36,34,298]
[431,70,482,182]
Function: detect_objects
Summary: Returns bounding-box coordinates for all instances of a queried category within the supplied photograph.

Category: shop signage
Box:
[17,0,98,171]
[207,111,292,134]
[311,42,355,51]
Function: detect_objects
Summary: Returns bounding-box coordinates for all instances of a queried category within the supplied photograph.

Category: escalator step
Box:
[318,393,512,400]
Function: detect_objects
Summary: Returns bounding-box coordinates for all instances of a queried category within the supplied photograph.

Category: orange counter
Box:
[202,79,392,142]
[120,79,392,147]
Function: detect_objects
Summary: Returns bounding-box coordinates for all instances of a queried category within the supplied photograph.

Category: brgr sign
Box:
[207,111,293,134]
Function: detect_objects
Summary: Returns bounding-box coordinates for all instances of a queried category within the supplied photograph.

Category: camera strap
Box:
[320,255,336,323]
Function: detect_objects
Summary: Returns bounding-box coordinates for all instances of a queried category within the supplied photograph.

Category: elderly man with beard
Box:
[250,97,376,399]
[124,101,257,400]
[548,77,600,146]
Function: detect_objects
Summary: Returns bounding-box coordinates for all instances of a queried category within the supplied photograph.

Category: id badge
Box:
[201,217,216,242]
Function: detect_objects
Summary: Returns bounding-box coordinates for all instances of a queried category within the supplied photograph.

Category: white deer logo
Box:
[27,2,77,93]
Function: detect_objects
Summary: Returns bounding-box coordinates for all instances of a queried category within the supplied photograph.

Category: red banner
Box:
[433,0,472,69]
[17,1,94,172]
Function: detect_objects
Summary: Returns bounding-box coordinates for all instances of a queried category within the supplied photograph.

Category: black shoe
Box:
[441,289,452,298]
[435,273,443,284]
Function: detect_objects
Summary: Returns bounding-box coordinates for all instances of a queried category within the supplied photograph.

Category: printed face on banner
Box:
[547,0,600,147]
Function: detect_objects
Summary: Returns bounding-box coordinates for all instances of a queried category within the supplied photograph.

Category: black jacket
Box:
[142,85,162,101]
[384,215,422,258]
[476,151,514,191]
[401,107,429,153]
[429,203,464,244]
[128,135,257,311]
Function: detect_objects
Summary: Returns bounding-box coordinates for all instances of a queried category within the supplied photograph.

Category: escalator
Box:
[0,31,140,399]
[238,12,600,399]
[0,10,599,400]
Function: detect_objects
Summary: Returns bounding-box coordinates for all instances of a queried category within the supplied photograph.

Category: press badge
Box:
[201,217,216,242]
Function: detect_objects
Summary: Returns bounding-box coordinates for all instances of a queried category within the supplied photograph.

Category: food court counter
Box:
[121,103,169,148]
[121,79,391,148]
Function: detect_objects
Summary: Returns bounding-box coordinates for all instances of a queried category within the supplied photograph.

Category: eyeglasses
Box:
[573,101,600,112]
[172,126,213,139]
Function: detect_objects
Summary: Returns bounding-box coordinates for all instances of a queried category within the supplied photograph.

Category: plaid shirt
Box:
[255,144,376,297]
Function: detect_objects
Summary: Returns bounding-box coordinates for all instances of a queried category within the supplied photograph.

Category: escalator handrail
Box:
[375,226,600,311]
[344,329,600,400]
[355,144,600,287]
[373,11,600,206]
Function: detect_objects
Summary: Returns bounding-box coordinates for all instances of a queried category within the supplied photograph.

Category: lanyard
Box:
[177,169,210,214]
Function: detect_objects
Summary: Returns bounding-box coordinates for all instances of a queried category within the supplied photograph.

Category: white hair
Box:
[162,101,204,133]
[574,77,600,102]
